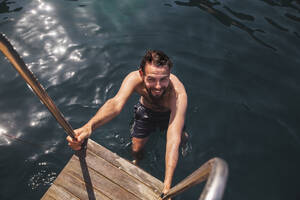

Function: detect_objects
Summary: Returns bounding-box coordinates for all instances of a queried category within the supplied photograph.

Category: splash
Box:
[28,166,57,190]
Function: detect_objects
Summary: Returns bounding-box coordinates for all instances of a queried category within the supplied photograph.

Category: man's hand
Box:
[66,125,92,150]
[159,185,171,200]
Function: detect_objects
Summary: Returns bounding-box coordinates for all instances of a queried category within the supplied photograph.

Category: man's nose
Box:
[154,81,161,89]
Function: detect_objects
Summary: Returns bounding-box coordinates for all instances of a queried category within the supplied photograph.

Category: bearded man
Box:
[67,50,188,196]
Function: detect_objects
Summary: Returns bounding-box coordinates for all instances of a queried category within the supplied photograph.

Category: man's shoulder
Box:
[170,73,181,83]
[126,70,140,79]
[124,70,142,83]
[121,70,143,92]
[169,74,186,95]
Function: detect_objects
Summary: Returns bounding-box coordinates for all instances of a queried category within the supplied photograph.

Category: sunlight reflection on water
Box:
[0,126,11,145]
[13,0,84,88]
[29,111,49,127]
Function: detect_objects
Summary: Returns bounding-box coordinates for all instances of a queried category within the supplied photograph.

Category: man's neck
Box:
[140,89,171,112]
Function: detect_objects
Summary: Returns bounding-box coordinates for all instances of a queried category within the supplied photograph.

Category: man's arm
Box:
[163,76,188,194]
[67,71,141,150]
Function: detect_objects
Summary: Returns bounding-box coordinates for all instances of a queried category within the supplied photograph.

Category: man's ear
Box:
[139,69,144,77]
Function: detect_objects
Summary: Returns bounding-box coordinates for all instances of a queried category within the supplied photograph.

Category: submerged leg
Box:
[181,131,191,157]
[181,131,189,144]
[131,136,149,165]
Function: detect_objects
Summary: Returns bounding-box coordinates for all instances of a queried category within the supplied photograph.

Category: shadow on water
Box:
[261,0,300,37]
[261,0,300,12]
[174,0,300,50]
[0,0,22,14]
[174,0,278,51]
[265,17,289,32]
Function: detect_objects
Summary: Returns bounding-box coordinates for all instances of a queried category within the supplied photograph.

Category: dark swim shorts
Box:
[130,102,171,138]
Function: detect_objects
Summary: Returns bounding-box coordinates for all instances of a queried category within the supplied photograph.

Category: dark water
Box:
[0,0,300,199]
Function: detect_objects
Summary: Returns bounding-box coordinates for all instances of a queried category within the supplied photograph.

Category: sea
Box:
[0,0,299,199]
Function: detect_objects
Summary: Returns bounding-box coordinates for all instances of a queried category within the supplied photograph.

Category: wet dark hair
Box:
[139,50,173,73]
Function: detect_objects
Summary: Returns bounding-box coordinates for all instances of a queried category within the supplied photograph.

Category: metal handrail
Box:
[161,157,228,200]
[199,158,228,200]
[0,33,76,139]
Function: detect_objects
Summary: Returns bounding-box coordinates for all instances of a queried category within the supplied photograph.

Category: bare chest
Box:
[135,87,171,112]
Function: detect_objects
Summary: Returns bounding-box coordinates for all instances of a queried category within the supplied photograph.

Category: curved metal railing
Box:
[161,157,228,200]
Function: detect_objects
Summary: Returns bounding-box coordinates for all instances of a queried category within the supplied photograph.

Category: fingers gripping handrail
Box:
[162,157,228,200]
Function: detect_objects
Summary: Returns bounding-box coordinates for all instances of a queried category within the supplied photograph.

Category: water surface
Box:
[0,0,300,199]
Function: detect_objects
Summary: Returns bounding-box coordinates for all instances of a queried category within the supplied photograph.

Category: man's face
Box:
[140,63,170,100]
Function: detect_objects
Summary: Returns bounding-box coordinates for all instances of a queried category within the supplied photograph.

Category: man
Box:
[67,50,187,196]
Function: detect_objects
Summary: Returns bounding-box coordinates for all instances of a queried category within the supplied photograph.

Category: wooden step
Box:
[41,139,163,200]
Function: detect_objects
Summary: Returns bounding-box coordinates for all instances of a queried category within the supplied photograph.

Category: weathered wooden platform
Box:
[42,139,163,200]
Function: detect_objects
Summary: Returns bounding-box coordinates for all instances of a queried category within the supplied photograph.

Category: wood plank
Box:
[41,184,79,200]
[64,156,141,200]
[74,150,159,200]
[86,139,163,194]
[53,169,111,200]
[43,139,163,199]
[41,195,56,200]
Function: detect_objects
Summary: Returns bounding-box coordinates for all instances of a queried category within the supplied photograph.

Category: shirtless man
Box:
[67,50,187,196]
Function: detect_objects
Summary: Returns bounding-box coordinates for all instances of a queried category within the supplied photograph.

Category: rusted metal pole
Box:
[0,33,75,139]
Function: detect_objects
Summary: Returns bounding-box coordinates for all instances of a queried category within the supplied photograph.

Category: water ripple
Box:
[0,0,22,14]
[0,1,299,199]
[11,0,87,89]
[175,0,277,50]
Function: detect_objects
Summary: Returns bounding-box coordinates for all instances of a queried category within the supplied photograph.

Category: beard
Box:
[145,86,167,102]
